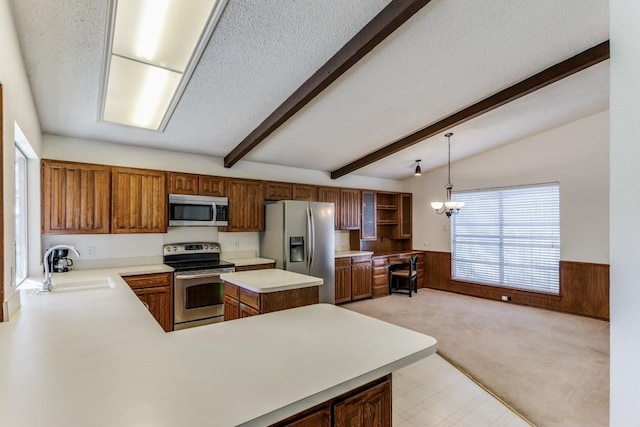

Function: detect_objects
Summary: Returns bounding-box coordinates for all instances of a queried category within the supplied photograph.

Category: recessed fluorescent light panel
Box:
[100,0,228,131]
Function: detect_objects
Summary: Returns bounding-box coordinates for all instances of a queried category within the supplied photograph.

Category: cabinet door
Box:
[112,167,167,233]
[265,181,292,200]
[134,286,173,332]
[169,172,198,195]
[280,407,331,427]
[224,178,265,232]
[318,186,340,230]
[240,302,260,318]
[396,193,412,239]
[42,160,111,234]
[199,175,225,196]
[292,184,318,201]
[351,261,372,301]
[334,379,391,427]
[361,191,377,240]
[340,188,361,230]
[335,264,352,304]
[224,295,240,321]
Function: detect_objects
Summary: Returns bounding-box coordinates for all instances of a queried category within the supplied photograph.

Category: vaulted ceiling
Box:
[9,0,609,180]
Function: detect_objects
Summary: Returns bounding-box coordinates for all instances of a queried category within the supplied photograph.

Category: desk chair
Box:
[389,254,418,297]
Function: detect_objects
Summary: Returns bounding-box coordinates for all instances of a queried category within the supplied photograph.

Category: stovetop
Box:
[163,242,234,272]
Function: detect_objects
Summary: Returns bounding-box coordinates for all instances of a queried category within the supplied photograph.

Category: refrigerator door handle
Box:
[309,206,315,268]
[306,206,312,269]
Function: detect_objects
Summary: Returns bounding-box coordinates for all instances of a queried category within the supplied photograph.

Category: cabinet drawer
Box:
[224,282,240,299]
[240,288,261,310]
[351,255,371,264]
[374,275,388,287]
[373,266,388,276]
[234,263,275,272]
[122,272,172,290]
[373,257,388,267]
[335,257,352,267]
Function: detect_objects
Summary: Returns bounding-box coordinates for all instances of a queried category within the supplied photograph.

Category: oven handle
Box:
[175,272,223,280]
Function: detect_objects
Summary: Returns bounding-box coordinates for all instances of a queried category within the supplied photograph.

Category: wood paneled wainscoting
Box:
[424,251,610,320]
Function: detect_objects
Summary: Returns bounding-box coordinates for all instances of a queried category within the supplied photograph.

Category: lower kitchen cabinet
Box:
[270,375,391,427]
[223,282,319,321]
[122,272,173,332]
[233,263,275,272]
[335,255,372,304]
[334,377,391,427]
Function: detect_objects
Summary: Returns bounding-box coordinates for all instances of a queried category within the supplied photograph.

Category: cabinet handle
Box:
[142,301,150,311]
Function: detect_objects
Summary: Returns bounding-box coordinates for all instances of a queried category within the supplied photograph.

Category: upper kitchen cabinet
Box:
[222,178,264,232]
[170,172,225,197]
[318,186,340,229]
[264,181,292,201]
[42,160,111,234]
[292,184,318,201]
[396,193,412,239]
[361,190,377,240]
[112,167,167,234]
[339,188,361,230]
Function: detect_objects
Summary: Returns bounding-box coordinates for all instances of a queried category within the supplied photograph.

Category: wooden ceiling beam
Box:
[330,40,610,179]
[223,0,434,168]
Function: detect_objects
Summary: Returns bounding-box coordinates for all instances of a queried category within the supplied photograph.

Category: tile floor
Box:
[393,354,531,426]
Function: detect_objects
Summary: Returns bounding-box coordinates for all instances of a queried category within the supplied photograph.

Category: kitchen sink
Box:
[52,278,118,292]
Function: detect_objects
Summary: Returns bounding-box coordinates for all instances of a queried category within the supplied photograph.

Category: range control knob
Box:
[172,246,177,252]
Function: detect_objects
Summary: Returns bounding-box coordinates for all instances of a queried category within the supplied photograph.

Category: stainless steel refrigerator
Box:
[260,200,335,304]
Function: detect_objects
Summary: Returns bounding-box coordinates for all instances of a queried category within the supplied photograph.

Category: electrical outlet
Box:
[86,246,96,257]
[501,295,511,302]
[233,240,240,250]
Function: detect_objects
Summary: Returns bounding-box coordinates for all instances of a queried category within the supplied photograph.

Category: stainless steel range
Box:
[163,242,234,330]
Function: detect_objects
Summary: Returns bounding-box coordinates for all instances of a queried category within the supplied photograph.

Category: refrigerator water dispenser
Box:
[289,236,305,262]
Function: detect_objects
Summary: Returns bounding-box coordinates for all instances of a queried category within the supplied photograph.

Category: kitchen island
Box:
[221,269,323,321]
[0,270,436,426]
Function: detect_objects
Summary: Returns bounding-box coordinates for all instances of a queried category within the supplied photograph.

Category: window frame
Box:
[450,182,560,295]
[14,145,29,286]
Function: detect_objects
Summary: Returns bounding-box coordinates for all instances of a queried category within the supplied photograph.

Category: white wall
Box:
[39,134,402,268]
[1,0,42,308]
[405,110,610,264]
[610,1,640,424]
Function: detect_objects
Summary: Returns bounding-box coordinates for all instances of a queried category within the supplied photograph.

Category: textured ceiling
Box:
[10,0,608,180]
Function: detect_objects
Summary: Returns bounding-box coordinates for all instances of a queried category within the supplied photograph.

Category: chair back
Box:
[409,254,418,275]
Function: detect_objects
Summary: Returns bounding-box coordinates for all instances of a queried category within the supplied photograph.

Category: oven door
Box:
[174,271,226,328]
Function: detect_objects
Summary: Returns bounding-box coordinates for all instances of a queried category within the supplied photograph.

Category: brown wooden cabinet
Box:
[335,257,352,304]
[41,160,111,234]
[318,186,341,229]
[334,377,391,427]
[112,167,167,233]
[224,282,319,321]
[335,255,372,304]
[397,193,412,239]
[122,272,173,332]
[233,263,275,272]
[223,178,265,232]
[340,188,361,230]
[372,256,389,298]
[351,258,373,301]
[265,181,293,200]
[271,376,390,427]
[292,184,317,201]
[170,172,225,196]
[361,191,377,240]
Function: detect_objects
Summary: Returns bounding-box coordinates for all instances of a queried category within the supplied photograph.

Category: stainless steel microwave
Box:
[168,194,229,227]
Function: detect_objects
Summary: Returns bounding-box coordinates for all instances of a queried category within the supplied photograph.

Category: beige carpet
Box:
[345,289,609,427]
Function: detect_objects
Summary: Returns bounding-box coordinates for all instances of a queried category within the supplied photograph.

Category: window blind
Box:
[451,183,560,294]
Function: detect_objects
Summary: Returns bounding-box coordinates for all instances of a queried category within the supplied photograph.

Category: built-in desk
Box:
[372,251,425,298]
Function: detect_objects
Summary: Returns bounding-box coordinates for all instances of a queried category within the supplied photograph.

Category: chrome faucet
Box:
[42,245,80,292]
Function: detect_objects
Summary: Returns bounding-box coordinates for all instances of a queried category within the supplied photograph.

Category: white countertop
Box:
[334,250,374,258]
[0,269,437,427]
[221,269,323,293]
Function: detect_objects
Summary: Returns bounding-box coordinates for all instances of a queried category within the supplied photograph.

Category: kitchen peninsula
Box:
[0,269,437,427]
[221,269,323,321]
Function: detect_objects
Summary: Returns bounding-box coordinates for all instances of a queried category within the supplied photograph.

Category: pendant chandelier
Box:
[431,132,464,217]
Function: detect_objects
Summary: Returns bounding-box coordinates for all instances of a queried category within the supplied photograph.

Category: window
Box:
[15,146,28,285]
[451,183,560,294]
